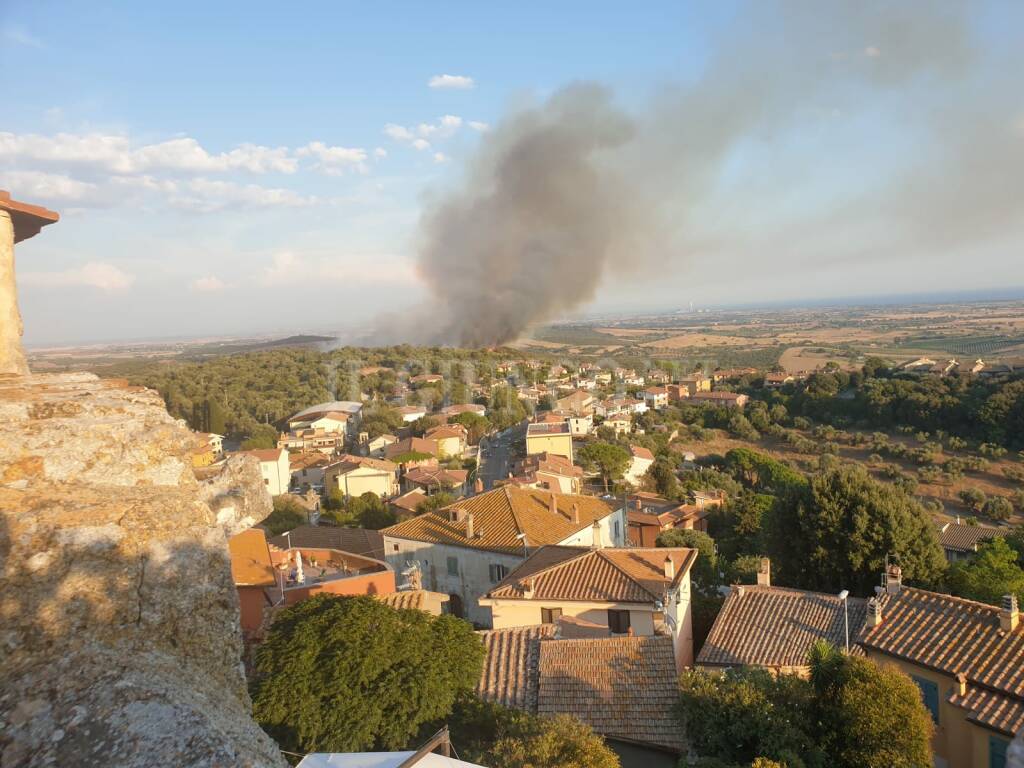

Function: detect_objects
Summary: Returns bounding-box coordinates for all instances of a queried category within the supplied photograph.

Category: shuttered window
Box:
[911,675,939,724]
[989,735,1008,768]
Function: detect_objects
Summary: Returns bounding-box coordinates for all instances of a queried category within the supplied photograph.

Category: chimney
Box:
[549,493,558,518]
[571,503,579,524]
[524,577,535,599]
[884,564,902,595]
[664,555,675,580]
[474,476,484,494]
[999,594,1019,632]
[591,519,603,549]
[866,597,883,628]
[756,557,771,587]
[633,497,642,510]
[466,512,475,540]
[955,672,967,697]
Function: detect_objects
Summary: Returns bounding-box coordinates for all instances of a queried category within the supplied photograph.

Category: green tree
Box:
[577,442,631,493]
[241,423,279,450]
[361,406,405,439]
[348,492,396,529]
[259,496,308,535]
[251,595,484,753]
[416,491,457,515]
[947,538,1024,606]
[449,412,491,444]
[981,495,1014,522]
[647,456,682,499]
[207,398,227,434]
[958,487,987,513]
[766,465,946,594]
[656,528,718,596]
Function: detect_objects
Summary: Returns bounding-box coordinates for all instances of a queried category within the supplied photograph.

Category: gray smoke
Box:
[375,1,1020,347]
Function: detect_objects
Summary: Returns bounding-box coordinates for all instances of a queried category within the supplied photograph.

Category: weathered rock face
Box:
[0,373,284,767]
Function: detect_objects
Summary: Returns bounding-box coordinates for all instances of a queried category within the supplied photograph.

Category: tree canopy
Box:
[947,537,1024,606]
[250,595,484,753]
[577,442,631,493]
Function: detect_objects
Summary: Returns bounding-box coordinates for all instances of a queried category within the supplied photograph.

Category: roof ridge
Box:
[504,485,525,537]
[895,586,1004,615]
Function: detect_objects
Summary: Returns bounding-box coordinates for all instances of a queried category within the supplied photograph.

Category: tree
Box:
[947,538,1024,606]
[449,412,491,444]
[241,423,279,449]
[808,642,933,768]
[259,496,307,535]
[766,465,946,594]
[577,442,631,493]
[361,406,405,439]
[982,495,1014,522]
[416,491,457,515]
[958,487,987,513]
[440,695,620,768]
[348,492,395,529]
[251,595,484,753]
[656,528,718,596]
[647,456,682,499]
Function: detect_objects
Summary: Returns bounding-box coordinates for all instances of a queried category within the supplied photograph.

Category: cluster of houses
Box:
[897,356,1024,378]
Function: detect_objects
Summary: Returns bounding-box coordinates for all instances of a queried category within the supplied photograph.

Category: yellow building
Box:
[324,454,399,499]
[858,567,1022,768]
[525,422,573,462]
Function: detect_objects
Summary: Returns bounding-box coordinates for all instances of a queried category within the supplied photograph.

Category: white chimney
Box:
[866,597,883,628]
[884,564,902,595]
[663,555,675,580]
[549,493,558,518]
[571,503,579,524]
[1000,594,1019,632]
[756,558,771,587]
[591,519,603,549]
[466,512,475,540]
[955,672,967,697]
[524,577,535,599]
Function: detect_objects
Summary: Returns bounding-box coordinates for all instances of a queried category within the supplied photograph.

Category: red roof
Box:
[0,190,60,243]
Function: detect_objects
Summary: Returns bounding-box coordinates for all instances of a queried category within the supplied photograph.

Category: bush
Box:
[959,487,987,513]
[259,496,308,535]
[982,496,1014,522]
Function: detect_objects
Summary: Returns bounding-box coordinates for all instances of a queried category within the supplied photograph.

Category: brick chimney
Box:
[1000,594,1019,632]
[466,512,475,540]
[884,564,902,595]
[664,555,675,579]
[549,492,558,517]
[524,577,535,599]
[756,557,771,587]
[571,503,579,524]
[591,519,603,549]
[866,597,883,628]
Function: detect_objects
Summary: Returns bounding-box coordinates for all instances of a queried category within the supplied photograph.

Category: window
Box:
[392,544,399,552]
[989,735,1009,768]
[541,607,563,624]
[608,609,631,634]
[447,556,459,577]
[613,520,621,542]
[911,675,939,724]
[489,564,509,583]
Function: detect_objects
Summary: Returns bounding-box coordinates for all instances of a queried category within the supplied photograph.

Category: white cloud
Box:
[191,275,226,292]
[3,170,98,202]
[20,262,135,292]
[433,152,449,164]
[468,121,490,132]
[384,124,415,142]
[386,115,466,151]
[171,178,317,212]
[297,142,369,174]
[373,147,388,158]
[411,138,431,151]
[428,74,475,90]
[864,46,881,58]
[2,24,43,48]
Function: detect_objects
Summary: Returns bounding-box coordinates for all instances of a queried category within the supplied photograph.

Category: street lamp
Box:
[837,589,850,653]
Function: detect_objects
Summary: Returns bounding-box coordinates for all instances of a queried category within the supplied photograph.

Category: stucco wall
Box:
[526,433,574,461]
[486,599,657,634]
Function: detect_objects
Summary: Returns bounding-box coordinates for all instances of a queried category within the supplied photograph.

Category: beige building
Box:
[325,454,399,499]
[479,544,698,667]
[624,445,655,486]
[381,486,626,625]
[858,567,1022,768]
[525,422,573,462]
[424,424,468,458]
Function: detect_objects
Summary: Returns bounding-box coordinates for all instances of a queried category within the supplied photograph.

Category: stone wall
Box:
[0,373,286,767]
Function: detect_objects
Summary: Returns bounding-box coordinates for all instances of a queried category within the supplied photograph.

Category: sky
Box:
[2,1,1022,345]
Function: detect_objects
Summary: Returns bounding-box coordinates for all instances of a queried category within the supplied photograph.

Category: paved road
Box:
[478,426,516,490]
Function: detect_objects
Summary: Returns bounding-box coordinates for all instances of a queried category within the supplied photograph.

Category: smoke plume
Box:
[373,1,1021,347]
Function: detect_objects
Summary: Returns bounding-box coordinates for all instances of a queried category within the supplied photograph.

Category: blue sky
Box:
[2,1,1022,344]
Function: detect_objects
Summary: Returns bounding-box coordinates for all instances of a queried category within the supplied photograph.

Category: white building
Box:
[381,486,626,626]
[236,448,291,496]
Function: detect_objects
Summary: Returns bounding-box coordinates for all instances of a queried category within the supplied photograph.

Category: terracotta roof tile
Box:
[228,529,276,586]
[938,522,1005,553]
[477,625,556,709]
[375,590,445,612]
[859,587,1024,734]
[486,546,696,603]
[698,585,867,669]
[381,486,615,554]
[536,636,685,752]
[268,525,385,561]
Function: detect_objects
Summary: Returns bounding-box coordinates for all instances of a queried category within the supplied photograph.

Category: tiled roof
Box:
[938,521,1004,553]
[384,437,439,459]
[630,445,654,460]
[228,528,276,586]
[858,587,1024,735]
[381,486,614,554]
[236,448,284,462]
[327,454,398,474]
[526,422,570,436]
[425,425,466,440]
[485,546,696,603]
[403,466,469,487]
[477,625,556,709]
[375,590,443,612]
[268,525,385,561]
[536,636,685,752]
[389,488,426,512]
[698,585,867,669]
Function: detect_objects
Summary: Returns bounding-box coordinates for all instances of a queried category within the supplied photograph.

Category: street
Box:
[478,424,523,490]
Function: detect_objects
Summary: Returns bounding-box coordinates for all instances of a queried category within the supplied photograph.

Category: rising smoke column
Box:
[413,84,651,347]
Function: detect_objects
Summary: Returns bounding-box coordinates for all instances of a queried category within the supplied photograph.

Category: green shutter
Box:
[911,675,939,724]
[989,735,1008,768]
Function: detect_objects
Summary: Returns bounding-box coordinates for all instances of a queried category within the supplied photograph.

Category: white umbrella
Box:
[295,550,305,584]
